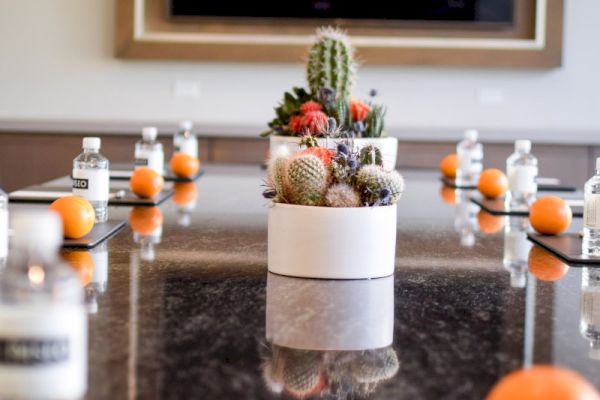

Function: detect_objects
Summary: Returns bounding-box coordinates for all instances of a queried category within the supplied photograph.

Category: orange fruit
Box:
[530,196,572,235]
[478,169,508,199]
[128,207,163,236]
[528,246,569,282]
[49,196,95,239]
[173,182,198,206]
[478,210,505,234]
[439,154,458,178]
[62,250,94,286]
[130,167,164,198]
[170,153,200,178]
[440,185,458,205]
[487,365,600,400]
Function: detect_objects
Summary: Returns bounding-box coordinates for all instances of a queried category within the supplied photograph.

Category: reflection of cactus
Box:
[287,155,329,206]
[357,165,405,205]
[268,157,289,203]
[281,349,325,396]
[363,104,386,138]
[359,145,383,166]
[351,348,400,383]
[307,27,356,100]
[325,183,362,207]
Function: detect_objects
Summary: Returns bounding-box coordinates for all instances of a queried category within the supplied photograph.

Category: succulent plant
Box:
[325,183,362,207]
[286,154,329,206]
[268,157,289,203]
[359,145,383,166]
[363,104,386,138]
[356,165,404,205]
[307,27,356,100]
[262,87,312,137]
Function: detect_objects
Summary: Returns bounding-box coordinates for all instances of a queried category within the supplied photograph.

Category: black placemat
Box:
[441,176,576,192]
[110,167,203,182]
[527,233,600,265]
[9,186,174,206]
[63,220,127,249]
[471,197,584,217]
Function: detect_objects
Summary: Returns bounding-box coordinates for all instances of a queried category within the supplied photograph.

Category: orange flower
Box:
[302,111,328,135]
[298,147,335,166]
[299,101,323,114]
[350,99,370,122]
[288,115,304,134]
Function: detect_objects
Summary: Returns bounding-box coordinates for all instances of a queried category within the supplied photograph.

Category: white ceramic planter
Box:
[268,203,397,279]
[266,273,394,351]
[269,135,398,170]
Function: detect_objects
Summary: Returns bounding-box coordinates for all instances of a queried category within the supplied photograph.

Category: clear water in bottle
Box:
[0,211,87,399]
[580,267,600,360]
[505,140,538,211]
[173,120,198,159]
[456,129,483,187]
[583,157,600,256]
[73,137,109,223]
[502,216,531,288]
[0,187,7,268]
[135,126,164,175]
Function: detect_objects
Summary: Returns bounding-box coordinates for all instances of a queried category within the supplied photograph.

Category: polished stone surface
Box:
[7,165,600,399]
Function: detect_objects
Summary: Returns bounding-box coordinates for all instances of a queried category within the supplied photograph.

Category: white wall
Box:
[0,0,599,142]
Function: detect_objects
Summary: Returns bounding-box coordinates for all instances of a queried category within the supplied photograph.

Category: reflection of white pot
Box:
[270,136,398,170]
[268,203,397,279]
[266,273,394,351]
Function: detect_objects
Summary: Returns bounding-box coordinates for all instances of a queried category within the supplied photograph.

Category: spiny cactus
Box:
[359,145,383,166]
[357,165,405,206]
[268,157,289,203]
[286,154,329,206]
[363,104,386,138]
[307,27,356,100]
[325,183,362,207]
[350,348,400,384]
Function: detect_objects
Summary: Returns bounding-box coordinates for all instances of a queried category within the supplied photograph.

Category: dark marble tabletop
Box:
[8,165,600,400]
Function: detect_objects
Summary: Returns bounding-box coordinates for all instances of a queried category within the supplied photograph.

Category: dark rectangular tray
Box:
[63,220,126,249]
[471,197,584,217]
[527,233,600,265]
[110,167,203,182]
[441,176,576,192]
[9,186,173,206]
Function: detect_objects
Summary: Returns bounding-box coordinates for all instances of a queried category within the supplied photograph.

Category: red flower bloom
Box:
[299,101,323,114]
[302,111,329,135]
[298,147,335,166]
[350,99,370,122]
[288,115,304,134]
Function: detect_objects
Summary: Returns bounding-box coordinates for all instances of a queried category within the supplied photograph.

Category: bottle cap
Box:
[12,211,63,253]
[82,137,101,150]
[142,127,158,141]
[596,157,600,170]
[464,129,478,142]
[515,140,531,152]
[179,120,193,131]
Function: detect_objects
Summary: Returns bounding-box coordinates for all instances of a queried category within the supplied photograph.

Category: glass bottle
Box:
[0,187,7,268]
[0,211,87,399]
[505,140,538,211]
[135,126,164,175]
[456,129,483,187]
[173,120,198,159]
[503,216,531,288]
[583,157,600,256]
[580,267,600,360]
[72,137,109,223]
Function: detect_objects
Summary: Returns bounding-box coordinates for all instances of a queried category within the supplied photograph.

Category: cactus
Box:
[286,155,329,206]
[325,183,362,207]
[356,165,405,206]
[280,349,325,396]
[363,104,386,137]
[268,157,289,203]
[359,145,383,166]
[307,27,356,100]
[351,348,400,384]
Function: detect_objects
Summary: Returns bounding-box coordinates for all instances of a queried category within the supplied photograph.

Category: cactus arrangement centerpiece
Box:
[264,141,404,207]
[262,27,387,139]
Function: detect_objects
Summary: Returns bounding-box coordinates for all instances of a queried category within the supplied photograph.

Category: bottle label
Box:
[508,165,538,193]
[458,148,483,174]
[134,158,148,167]
[72,169,109,202]
[134,149,164,175]
[0,305,87,399]
[584,194,600,229]
[0,210,7,260]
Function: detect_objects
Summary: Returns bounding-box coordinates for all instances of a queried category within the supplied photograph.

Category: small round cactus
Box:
[359,145,383,166]
[356,165,404,205]
[325,183,362,207]
[286,154,329,206]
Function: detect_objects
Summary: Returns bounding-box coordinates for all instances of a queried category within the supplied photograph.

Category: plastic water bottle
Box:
[503,216,531,288]
[0,211,87,399]
[0,187,7,268]
[135,127,164,175]
[456,129,483,186]
[73,137,109,223]
[454,189,479,247]
[505,140,538,211]
[580,267,600,360]
[174,120,198,159]
[583,158,600,256]
[86,242,108,315]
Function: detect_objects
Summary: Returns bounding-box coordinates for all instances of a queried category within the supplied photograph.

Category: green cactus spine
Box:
[268,157,289,203]
[286,154,329,206]
[306,27,356,100]
[359,145,383,166]
[356,165,405,205]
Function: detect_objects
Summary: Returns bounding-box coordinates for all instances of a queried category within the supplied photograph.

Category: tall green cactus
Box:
[286,155,329,206]
[307,27,356,100]
[357,165,404,205]
[359,145,383,166]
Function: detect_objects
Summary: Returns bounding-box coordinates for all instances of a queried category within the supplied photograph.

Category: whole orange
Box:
[49,196,95,239]
[478,169,508,199]
[486,365,600,400]
[528,246,569,282]
[440,185,458,205]
[130,167,164,198]
[62,250,94,286]
[439,154,459,179]
[530,196,572,235]
[477,210,505,234]
[128,207,163,236]
[173,182,198,206]
[170,153,200,178]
